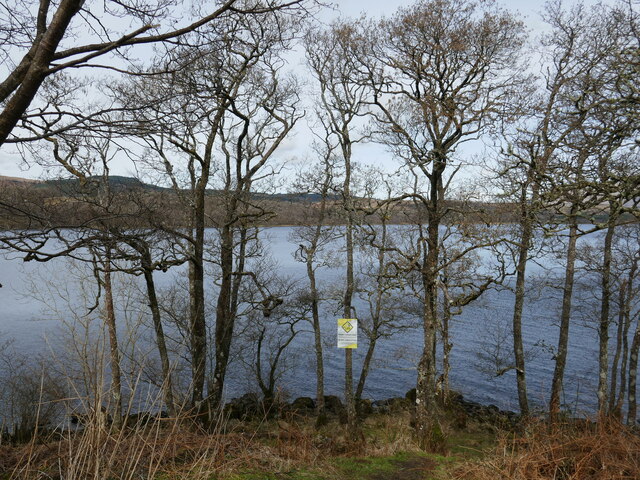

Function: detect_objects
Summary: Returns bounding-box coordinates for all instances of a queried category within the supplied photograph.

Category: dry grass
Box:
[0,409,421,479]
[454,418,640,480]
[4,415,229,479]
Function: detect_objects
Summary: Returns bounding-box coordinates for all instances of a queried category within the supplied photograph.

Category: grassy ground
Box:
[6,408,637,479]
[219,416,497,480]
[1,409,499,479]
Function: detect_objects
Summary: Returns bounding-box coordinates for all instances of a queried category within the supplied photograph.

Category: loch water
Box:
[0,226,628,417]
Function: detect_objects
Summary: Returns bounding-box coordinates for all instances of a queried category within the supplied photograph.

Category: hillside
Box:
[0,174,517,229]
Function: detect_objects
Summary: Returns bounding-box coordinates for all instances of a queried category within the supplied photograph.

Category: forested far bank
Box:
[1,174,632,229]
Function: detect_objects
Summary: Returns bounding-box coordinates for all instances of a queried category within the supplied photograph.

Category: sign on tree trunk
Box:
[337,318,357,349]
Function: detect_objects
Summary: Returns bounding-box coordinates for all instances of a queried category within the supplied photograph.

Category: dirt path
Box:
[369,456,436,480]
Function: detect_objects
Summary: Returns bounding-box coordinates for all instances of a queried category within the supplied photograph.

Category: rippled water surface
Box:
[0,226,619,415]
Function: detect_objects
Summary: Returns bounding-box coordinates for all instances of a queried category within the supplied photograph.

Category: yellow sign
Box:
[337,318,357,348]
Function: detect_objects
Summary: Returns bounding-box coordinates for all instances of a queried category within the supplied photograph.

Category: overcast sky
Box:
[0,0,617,181]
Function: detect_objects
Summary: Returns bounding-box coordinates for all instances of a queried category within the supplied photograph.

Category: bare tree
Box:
[237,267,308,410]
[357,0,526,450]
[289,152,339,419]
[436,214,511,399]
[0,0,316,146]
[352,175,413,404]
[305,20,370,437]
[495,0,635,418]
[122,7,305,417]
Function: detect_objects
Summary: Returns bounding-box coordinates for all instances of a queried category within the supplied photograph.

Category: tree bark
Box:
[342,146,357,439]
[355,335,377,402]
[306,255,325,415]
[210,221,235,411]
[187,155,210,413]
[0,0,85,145]
[511,184,534,417]
[415,167,443,452]
[102,249,123,429]
[442,298,452,400]
[141,250,176,417]
[549,214,578,421]
[609,280,627,417]
[188,238,206,410]
[597,222,615,415]
[627,320,640,425]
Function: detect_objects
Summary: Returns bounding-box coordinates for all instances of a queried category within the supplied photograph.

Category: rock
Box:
[323,395,344,414]
[225,393,261,420]
[290,396,315,411]
[124,410,168,428]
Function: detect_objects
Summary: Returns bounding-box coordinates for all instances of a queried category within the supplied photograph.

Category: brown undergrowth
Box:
[0,410,419,479]
[454,418,640,480]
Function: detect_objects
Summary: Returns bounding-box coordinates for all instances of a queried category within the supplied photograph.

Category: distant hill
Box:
[0,175,41,184]
[33,175,337,202]
[40,175,166,193]
[0,174,525,228]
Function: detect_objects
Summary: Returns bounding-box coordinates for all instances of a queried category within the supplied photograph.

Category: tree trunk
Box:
[142,251,176,417]
[343,206,357,437]
[210,223,235,412]
[415,169,444,452]
[597,223,615,415]
[549,214,578,421]
[188,243,206,410]
[306,255,325,415]
[627,320,640,425]
[618,263,637,419]
[511,184,532,417]
[188,168,208,412]
[355,335,377,402]
[609,280,627,417]
[103,250,123,429]
[442,298,452,401]
[625,261,638,425]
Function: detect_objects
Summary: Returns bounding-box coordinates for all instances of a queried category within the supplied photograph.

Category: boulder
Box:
[323,395,344,414]
[225,393,261,420]
[290,396,316,411]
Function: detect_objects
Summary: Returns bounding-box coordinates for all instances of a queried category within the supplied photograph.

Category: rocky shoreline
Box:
[224,389,521,430]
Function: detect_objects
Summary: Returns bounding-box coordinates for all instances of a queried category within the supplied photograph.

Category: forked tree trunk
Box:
[188,174,208,411]
[609,281,627,417]
[210,222,235,412]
